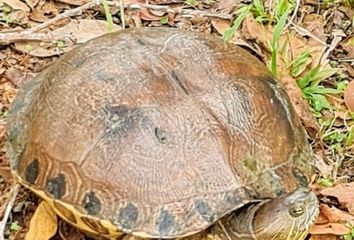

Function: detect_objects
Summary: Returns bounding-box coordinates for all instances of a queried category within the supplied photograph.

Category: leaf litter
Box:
[0,0,353,239]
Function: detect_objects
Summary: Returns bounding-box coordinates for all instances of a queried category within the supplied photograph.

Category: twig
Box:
[320,31,344,65]
[290,23,327,46]
[124,2,232,20]
[0,1,99,45]
[284,0,300,30]
[31,1,99,32]
[0,183,20,240]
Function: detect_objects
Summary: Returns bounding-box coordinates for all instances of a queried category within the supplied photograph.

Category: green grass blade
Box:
[297,66,320,89]
[223,5,251,42]
[270,7,291,76]
[102,0,114,32]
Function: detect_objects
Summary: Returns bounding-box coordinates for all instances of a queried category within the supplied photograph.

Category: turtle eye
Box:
[289,203,305,217]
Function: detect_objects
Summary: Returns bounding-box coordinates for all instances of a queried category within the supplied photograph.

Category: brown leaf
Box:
[211,19,230,36]
[309,223,350,235]
[302,14,325,42]
[25,201,58,240]
[314,154,333,178]
[51,19,119,44]
[309,234,338,240]
[4,67,26,87]
[3,0,30,12]
[320,204,354,224]
[140,8,163,21]
[321,182,354,215]
[211,0,240,13]
[30,0,59,23]
[344,81,354,112]
[278,75,319,133]
[14,20,120,57]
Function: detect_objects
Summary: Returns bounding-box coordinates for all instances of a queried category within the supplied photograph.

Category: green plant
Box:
[185,0,196,6]
[223,5,251,42]
[9,221,21,232]
[344,223,354,240]
[287,49,312,77]
[297,66,340,114]
[160,15,169,25]
[56,40,65,49]
[101,0,114,32]
[269,7,291,76]
[1,4,12,24]
[317,177,334,187]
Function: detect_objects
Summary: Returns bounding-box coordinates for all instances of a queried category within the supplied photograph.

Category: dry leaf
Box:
[279,74,319,133]
[302,14,325,42]
[320,204,354,224]
[51,19,119,44]
[25,201,58,240]
[211,19,230,36]
[3,0,30,12]
[314,154,333,178]
[309,234,338,240]
[211,0,240,13]
[309,223,350,235]
[14,19,119,57]
[344,81,354,112]
[140,8,163,21]
[321,182,354,215]
[30,0,59,23]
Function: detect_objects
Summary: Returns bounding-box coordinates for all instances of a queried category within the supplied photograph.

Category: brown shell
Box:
[7,27,315,238]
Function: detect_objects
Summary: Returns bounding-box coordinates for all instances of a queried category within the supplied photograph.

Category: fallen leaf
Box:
[52,19,119,44]
[321,182,354,215]
[309,234,337,240]
[320,204,354,225]
[29,0,59,23]
[278,74,320,134]
[314,154,333,178]
[140,8,163,21]
[211,19,231,36]
[14,19,120,57]
[211,0,240,13]
[344,81,354,112]
[302,14,325,42]
[3,0,30,12]
[25,201,58,240]
[309,223,350,235]
[4,67,26,87]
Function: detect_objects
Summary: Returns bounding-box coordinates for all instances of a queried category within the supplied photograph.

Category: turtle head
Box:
[252,187,319,240]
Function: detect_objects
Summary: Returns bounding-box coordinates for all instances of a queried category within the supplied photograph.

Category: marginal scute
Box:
[156,209,176,236]
[47,174,66,199]
[53,201,77,224]
[25,159,39,184]
[116,203,139,230]
[195,199,216,223]
[81,216,110,234]
[82,191,102,216]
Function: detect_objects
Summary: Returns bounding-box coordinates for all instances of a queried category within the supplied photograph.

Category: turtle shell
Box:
[7,27,315,238]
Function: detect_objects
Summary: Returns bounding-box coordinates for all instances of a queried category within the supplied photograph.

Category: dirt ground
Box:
[0,0,354,239]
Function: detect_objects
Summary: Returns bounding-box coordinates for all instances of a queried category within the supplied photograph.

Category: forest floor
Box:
[0,0,353,239]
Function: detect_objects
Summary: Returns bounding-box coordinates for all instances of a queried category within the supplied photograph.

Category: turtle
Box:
[6,27,319,240]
